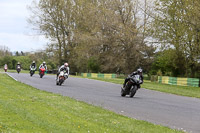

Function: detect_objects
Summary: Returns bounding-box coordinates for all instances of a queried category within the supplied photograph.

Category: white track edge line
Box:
[6,73,18,81]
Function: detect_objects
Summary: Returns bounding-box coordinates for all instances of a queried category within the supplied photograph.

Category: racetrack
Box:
[7,72,200,133]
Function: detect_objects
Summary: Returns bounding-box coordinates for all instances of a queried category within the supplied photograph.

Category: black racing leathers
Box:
[123,71,143,88]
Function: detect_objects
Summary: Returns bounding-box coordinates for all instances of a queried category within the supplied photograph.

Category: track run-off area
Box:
[7,72,200,133]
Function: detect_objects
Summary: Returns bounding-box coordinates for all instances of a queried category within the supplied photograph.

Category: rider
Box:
[123,68,144,88]
[16,62,21,69]
[30,61,37,71]
[39,61,47,73]
[4,64,8,72]
[56,63,70,80]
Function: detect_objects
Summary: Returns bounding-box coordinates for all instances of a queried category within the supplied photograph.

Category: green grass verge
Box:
[0,73,182,132]
[78,76,200,99]
[142,81,200,98]
[0,69,55,75]
[0,69,36,74]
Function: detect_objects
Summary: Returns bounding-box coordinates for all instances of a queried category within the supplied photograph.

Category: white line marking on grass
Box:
[6,73,18,81]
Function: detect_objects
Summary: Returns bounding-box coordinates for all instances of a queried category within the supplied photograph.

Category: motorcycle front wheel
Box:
[130,85,138,98]
[121,87,126,97]
[40,74,43,78]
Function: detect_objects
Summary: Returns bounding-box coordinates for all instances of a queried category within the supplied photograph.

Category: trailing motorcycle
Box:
[39,67,46,78]
[30,66,36,77]
[56,71,68,86]
[121,74,143,98]
[4,65,7,72]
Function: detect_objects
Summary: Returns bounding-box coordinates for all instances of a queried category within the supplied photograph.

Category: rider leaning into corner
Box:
[30,61,37,71]
[123,68,144,88]
[39,61,47,73]
[56,63,70,80]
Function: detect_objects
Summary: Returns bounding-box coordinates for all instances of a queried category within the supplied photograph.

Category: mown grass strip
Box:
[78,77,200,99]
[142,81,200,98]
[0,69,34,74]
[0,73,182,132]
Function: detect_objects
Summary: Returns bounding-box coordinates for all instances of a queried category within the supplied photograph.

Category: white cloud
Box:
[0,0,48,52]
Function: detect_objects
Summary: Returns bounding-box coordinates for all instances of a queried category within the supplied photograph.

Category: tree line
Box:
[151,0,200,78]
[0,48,56,70]
[1,0,200,78]
[28,0,155,75]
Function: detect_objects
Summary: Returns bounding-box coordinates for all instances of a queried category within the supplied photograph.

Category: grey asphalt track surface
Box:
[7,72,200,133]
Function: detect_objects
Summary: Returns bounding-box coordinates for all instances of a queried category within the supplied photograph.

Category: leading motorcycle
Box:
[121,74,143,98]
[56,71,68,86]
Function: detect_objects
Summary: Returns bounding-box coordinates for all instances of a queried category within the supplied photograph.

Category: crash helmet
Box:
[32,61,35,64]
[43,61,46,65]
[17,62,20,64]
[64,63,68,67]
[137,68,143,75]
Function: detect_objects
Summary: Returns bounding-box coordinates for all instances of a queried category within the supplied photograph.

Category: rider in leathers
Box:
[39,61,47,73]
[30,61,37,71]
[56,63,70,80]
[16,62,21,69]
[123,68,144,88]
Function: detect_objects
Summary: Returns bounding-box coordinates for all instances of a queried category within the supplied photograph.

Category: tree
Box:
[0,45,12,57]
[28,0,75,65]
[151,0,200,77]
[29,0,156,74]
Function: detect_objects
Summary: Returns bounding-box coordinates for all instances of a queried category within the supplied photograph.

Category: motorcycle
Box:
[16,66,21,74]
[56,71,68,86]
[121,74,143,98]
[39,67,46,78]
[4,66,7,72]
[30,67,36,77]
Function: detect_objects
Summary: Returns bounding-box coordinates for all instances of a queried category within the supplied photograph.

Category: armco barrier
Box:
[177,78,187,86]
[158,76,199,87]
[162,76,169,84]
[169,77,177,85]
[81,73,116,79]
[187,78,199,87]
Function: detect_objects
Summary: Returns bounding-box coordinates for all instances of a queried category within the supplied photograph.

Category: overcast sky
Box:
[0,0,48,52]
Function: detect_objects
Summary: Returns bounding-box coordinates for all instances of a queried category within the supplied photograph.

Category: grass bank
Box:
[0,69,34,74]
[0,73,182,132]
[0,69,54,75]
[79,77,200,99]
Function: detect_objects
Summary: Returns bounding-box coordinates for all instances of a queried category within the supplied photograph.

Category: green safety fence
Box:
[81,73,116,79]
[158,76,199,87]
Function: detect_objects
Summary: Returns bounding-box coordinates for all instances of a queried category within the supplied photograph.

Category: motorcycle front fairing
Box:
[130,75,142,88]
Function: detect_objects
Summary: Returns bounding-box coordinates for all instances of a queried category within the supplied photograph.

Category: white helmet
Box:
[137,68,143,75]
[43,61,46,65]
[64,63,68,67]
